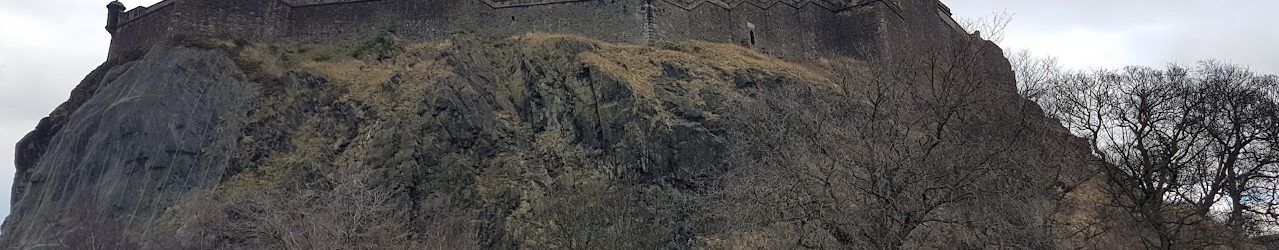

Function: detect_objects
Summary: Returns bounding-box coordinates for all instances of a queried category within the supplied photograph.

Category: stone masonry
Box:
[104,0,965,61]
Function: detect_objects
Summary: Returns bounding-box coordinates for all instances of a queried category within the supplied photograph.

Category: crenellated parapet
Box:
[116,0,178,28]
[105,0,965,61]
[658,0,864,11]
[480,0,593,8]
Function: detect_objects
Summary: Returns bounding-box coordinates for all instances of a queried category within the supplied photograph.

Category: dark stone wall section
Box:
[109,3,177,59]
[107,0,962,61]
[650,0,885,60]
[283,0,647,44]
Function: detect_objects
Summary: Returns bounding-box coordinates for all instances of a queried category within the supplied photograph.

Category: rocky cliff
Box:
[4,33,1113,249]
[7,46,255,249]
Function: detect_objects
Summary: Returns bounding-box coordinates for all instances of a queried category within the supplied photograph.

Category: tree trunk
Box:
[1228,190,1247,233]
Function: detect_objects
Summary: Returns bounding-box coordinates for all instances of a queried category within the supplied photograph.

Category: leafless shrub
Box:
[59,212,141,250]
[1007,49,1062,104]
[715,32,1064,249]
[151,165,478,249]
[1038,61,1279,248]
[958,10,1014,43]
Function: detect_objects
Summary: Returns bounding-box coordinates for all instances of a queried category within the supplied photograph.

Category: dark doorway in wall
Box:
[750,31,756,46]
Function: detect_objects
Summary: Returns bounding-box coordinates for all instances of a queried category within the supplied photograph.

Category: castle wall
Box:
[875,0,971,57]
[105,0,965,62]
[650,0,885,60]
[282,0,647,44]
[109,1,179,59]
[109,0,288,59]
[174,0,288,42]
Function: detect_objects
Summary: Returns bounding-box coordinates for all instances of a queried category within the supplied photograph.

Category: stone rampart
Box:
[106,0,964,61]
[281,0,647,45]
[116,0,177,26]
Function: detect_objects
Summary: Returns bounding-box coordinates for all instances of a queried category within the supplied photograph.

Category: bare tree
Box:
[151,164,479,250]
[959,12,1068,112]
[1040,61,1279,248]
[958,10,1014,44]
[717,32,1056,248]
[1007,49,1062,104]
[1046,65,1221,249]
[1186,61,1279,234]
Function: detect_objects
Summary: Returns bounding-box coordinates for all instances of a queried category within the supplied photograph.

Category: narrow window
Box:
[749,31,756,46]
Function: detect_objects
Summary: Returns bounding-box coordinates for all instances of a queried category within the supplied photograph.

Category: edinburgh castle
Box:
[105,0,968,61]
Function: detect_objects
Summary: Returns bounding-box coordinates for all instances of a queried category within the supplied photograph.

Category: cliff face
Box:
[5,33,1104,249]
[5,46,256,248]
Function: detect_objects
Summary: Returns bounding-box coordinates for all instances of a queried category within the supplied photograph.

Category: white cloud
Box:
[1004,27,1130,70]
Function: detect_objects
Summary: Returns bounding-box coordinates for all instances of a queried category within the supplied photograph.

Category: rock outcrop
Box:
[5,33,1107,249]
[5,46,255,248]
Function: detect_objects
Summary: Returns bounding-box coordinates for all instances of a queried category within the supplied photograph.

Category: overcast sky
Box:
[0,0,1276,220]
[949,0,1279,72]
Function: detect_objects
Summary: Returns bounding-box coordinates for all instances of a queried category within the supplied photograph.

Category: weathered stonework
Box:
[104,0,964,61]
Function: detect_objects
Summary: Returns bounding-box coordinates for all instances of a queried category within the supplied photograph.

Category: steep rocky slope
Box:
[6,46,256,248]
[6,33,1112,249]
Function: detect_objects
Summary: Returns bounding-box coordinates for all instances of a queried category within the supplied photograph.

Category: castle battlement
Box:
[104,0,965,61]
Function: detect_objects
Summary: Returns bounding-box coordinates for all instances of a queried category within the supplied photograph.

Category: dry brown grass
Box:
[158,33,893,249]
[514,33,834,100]
[700,229,803,249]
[236,44,288,79]
[231,38,457,114]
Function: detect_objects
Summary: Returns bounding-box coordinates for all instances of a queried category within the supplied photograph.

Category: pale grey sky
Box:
[0,0,1276,220]
[949,0,1279,72]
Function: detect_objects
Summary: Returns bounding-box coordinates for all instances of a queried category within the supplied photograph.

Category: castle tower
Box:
[106,1,125,35]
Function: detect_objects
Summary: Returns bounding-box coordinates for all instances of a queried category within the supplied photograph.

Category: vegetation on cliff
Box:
[114,32,1088,249]
[143,33,846,249]
[1011,54,1279,249]
[12,30,1271,249]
